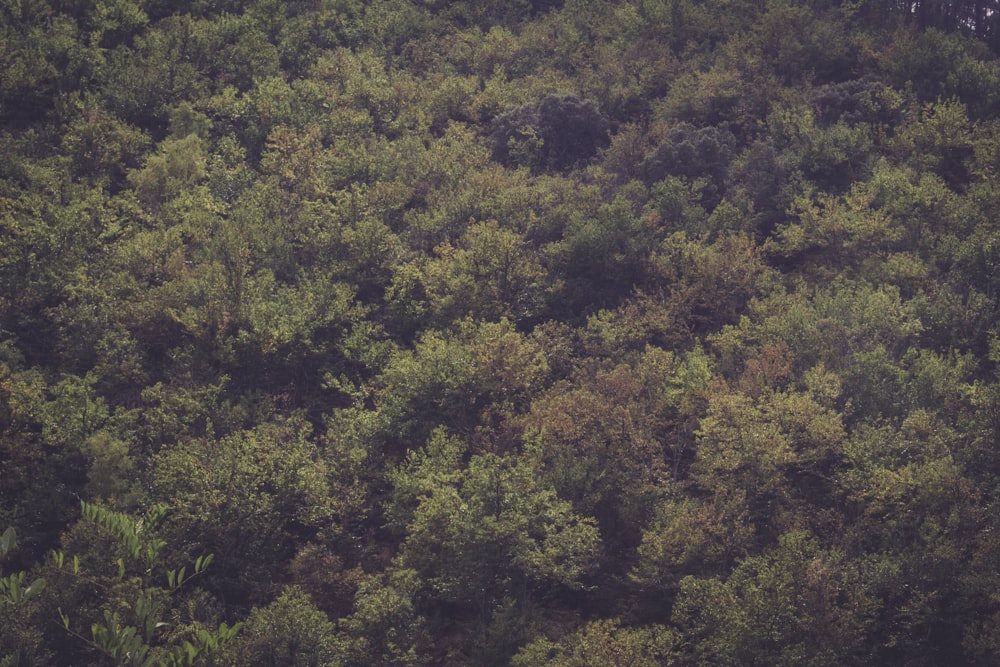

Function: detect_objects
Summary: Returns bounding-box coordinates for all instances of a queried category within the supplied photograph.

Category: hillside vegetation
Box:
[5,1,1000,664]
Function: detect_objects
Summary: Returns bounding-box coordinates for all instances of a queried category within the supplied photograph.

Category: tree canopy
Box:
[4,0,1000,664]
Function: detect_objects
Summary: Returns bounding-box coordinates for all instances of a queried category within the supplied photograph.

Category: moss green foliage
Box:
[5,0,1000,664]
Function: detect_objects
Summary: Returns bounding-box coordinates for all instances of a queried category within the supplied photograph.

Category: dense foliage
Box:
[4,0,1000,664]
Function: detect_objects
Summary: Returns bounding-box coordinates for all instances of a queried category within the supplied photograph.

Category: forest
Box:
[5,0,1000,664]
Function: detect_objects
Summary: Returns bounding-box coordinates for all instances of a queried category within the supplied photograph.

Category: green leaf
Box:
[7,573,21,603]
[23,577,45,600]
[0,527,15,558]
[194,553,213,574]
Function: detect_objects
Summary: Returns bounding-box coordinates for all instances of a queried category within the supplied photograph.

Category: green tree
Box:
[0,527,51,666]
[687,379,847,543]
[835,410,985,662]
[228,586,341,667]
[519,347,681,533]
[491,94,610,173]
[36,502,240,667]
[511,618,681,667]
[418,219,549,325]
[673,531,873,666]
[338,568,428,667]
[388,439,601,659]
[150,417,334,607]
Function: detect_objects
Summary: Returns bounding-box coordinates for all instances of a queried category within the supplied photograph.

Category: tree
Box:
[672,531,872,666]
[417,219,550,326]
[519,346,696,544]
[511,618,681,667]
[640,122,736,206]
[836,411,984,663]
[687,378,848,545]
[228,586,341,667]
[0,527,51,666]
[491,94,610,172]
[150,417,334,607]
[388,441,601,659]
[338,568,428,667]
[29,502,240,666]
[547,188,658,311]
[369,318,550,452]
